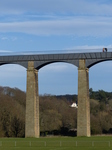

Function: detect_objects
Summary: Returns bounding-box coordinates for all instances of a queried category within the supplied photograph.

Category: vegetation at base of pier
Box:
[0,86,112,137]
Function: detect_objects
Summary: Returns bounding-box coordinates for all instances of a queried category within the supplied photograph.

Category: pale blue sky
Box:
[0,0,112,95]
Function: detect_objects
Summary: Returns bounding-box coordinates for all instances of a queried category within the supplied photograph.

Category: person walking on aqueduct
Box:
[102,48,107,52]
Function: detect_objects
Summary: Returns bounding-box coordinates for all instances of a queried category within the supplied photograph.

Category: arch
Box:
[35,60,79,70]
[0,64,26,91]
[38,62,78,95]
[0,62,28,69]
[35,61,67,70]
[89,60,112,92]
[87,59,112,68]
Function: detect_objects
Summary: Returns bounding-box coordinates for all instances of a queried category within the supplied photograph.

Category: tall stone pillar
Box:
[25,61,40,138]
[77,59,90,137]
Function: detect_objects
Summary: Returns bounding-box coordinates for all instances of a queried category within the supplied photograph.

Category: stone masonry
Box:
[25,61,40,138]
[77,59,90,136]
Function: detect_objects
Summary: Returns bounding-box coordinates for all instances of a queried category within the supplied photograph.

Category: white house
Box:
[70,102,78,108]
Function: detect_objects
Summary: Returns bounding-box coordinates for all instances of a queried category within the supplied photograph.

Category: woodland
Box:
[0,86,112,137]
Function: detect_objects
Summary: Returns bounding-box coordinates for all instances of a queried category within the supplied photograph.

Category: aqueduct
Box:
[0,51,111,137]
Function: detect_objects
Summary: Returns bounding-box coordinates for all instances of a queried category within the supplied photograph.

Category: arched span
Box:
[87,59,112,68]
[35,60,79,70]
[35,61,65,70]
[0,62,28,69]
[0,64,26,91]
[38,62,78,95]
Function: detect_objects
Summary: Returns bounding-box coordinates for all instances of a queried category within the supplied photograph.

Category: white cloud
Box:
[0,50,12,53]
[0,1,112,38]
[0,16,112,37]
[1,37,8,40]
[0,36,17,42]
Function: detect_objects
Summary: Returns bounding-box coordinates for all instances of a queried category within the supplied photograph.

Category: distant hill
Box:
[56,94,77,102]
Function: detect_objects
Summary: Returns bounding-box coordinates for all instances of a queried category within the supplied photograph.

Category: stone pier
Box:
[77,59,90,137]
[25,61,40,138]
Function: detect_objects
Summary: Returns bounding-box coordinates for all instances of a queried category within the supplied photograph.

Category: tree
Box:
[1,109,11,137]
[10,116,25,137]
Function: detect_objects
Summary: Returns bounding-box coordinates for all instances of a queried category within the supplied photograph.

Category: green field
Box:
[0,136,112,150]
